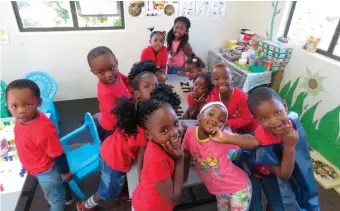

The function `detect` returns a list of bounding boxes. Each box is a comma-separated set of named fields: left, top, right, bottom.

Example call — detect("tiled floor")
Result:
left=25, top=75, right=340, bottom=210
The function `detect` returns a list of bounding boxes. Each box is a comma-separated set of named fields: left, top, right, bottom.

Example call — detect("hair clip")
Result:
left=192, top=58, right=197, bottom=62
left=148, top=27, right=154, bottom=32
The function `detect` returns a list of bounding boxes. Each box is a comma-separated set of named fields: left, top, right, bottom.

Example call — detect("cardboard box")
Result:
left=270, top=63, right=287, bottom=71
left=258, top=40, right=293, bottom=54
left=258, top=46, right=291, bottom=59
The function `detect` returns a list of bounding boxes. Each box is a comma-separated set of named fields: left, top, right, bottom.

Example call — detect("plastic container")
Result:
left=239, top=58, right=247, bottom=65
left=235, top=61, right=249, bottom=70
left=241, top=52, right=248, bottom=60
left=227, top=40, right=238, bottom=49
left=249, top=65, right=265, bottom=73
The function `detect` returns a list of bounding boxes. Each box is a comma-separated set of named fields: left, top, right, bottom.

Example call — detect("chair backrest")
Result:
left=60, top=112, right=101, bottom=153
left=0, top=80, right=7, bottom=105
left=24, top=71, right=58, bottom=99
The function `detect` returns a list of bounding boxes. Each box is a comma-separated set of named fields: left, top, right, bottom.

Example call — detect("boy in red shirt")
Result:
left=210, top=63, right=259, bottom=134
left=140, top=28, right=168, bottom=71
left=87, top=46, right=131, bottom=141
left=6, top=79, right=72, bottom=211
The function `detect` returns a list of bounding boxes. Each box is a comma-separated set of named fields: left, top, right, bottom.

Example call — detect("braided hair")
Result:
left=186, top=53, right=205, bottom=69
left=128, top=60, right=162, bottom=84
left=148, top=27, right=166, bottom=40
left=167, top=16, right=191, bottom=55
left=113, top=84, right=181, bottom=136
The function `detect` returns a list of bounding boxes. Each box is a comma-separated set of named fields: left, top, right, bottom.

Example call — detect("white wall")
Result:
left=0, top=2, right=243, bottom=101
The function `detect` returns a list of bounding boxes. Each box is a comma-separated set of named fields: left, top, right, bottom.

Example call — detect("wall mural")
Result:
left=266, top=1, right=281, bottom=40
left=279, top=67, right=340, bottom=168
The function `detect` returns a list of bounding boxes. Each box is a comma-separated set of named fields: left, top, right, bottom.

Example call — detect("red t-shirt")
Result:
left=100, top=127, right=148, bottom=172
left=119, top=72, right=132, bottom=93
left=210, top=88, right=259, bottom=133
left=97, top=75, right=131, bottom=130
left=132, top=141, right=175, bottom=211
left=187, top=91, right=212, bottom=105
left=140, top=46, right=168, bottom=71
left=14, top=112, right=64, bottom=175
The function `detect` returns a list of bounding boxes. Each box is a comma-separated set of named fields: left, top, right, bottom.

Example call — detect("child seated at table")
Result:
left=77, top=71, right=159, bottom=211
left=183, top=102, right=258, bottom=211
left=6, top=79, right=73, bottom=211
left=183, top=73, right=214, bottom=120
left=87, top=46, right=131, bottom=141
left=184, top=54, right=205, bottom=83
left=210, top=63, right=258, bottom=134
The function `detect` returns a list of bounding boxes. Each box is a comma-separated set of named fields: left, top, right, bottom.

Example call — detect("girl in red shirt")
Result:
left=77, top=71, right=159, bottom=211
left=115, top=84, right=184, bottom=211
left=210, top=63, right=259, bottom=134
left=183, top=73, right=214, bottom=120
left=140, top=27, right=168, bottom=71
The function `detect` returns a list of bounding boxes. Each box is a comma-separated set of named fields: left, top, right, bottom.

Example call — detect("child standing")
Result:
left=210, top=63, right=258, bottom=134
left=183, top=73, right=214, bottom=120
left=115, top=84, right=184, bottom=211
left=88, top=46, right=131, bottom=141
left=77, top=71, right=159, bottom=211
left=140, top=27, right=168, bottom=71
left=245, top=87, right=319, bottom=211
left=184, top=55, right=205, bottom=82
left=167, top=16, right=193, bottom=75
left=6, top=79, right=73, bottom=211
left=183, top=102, right=258, bottom=211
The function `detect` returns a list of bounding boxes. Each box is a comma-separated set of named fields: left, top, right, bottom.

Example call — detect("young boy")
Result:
left=87, top=46, right=131, bottom=141
left=245, top=87, right=319, bottom=211
left=6, top=79, right=73, bottom=211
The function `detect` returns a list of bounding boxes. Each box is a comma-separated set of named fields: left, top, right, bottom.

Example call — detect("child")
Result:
left=244, top=87, right=319, bottom=211
left=88, top=46, right=131, bottom=141
left=115, top=84, right=184, bottom=211
left=77, top=71, right=159, bottom=211
left=183, top=73, right=214, bottom=120
left=140, top=27, right=168, bottom=71
left=127, top=60, right=168, bottom=93
left=210, top=63, right=258, bottom=134
left=184, top=54, right=205, bottom=82
left=183, top=102, right=258, bottom=211
left=167, top=16, right=193, bottom=75
left=6, top=79, right=73, bottom=211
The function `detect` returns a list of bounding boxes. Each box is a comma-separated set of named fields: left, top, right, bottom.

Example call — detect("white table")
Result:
left=208, top=49, right=272, bottom=92
left=0, top=114, right=50, bottom=211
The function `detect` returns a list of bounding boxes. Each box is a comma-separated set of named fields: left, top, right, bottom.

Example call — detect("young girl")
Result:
left=76, top=71, right=159, bottom=211
left=210, top=63, right=259, bottom=134
left=140, top=27, right=168, bottom=71
left=184, top=54, right=205, bottom=82
left=183, top=102, right=258, bottom=211
left=183, top=73, right=214, bottom=120
left=167, top=16, right=193, bottom=75
left=115, top=84, right=184, bottom=211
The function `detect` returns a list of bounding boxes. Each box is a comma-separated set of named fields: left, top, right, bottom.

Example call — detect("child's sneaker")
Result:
left=76, top=201, right=95, bottom=211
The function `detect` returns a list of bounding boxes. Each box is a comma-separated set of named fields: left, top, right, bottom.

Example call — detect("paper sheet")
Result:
left=195, top=1, right=210, bottom=17
left=179, top=1, right=195, bottom=16
left=210, top=1, right=226, bottom=17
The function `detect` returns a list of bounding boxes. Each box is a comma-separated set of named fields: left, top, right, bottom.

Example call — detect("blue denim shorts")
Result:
left=97, top=157, right=126, bottom=200
left=35, top=166, right=65, bottom=211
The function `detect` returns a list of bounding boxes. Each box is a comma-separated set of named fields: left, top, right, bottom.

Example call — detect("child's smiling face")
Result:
left=198, top=104, right=227, bottom=137
left=254, top=99, right=289, bottom=136
left=211, top=67, right=232, bottom=94
left=173, top=21, right=187, bottom=39
left=6, top=88, right=41, bottom=124
left=90, top=54, right=120, bottom=85
left=191, top=77, right=207, bottom=100
left=150, top=32, right=165, bottom=52
left=145, top=103, right=183, bottom=150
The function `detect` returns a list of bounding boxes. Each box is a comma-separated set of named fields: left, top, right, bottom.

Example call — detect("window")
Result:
left=12, top=1, right=125, bottom=32
left=284, top=1, right=340, bottom=61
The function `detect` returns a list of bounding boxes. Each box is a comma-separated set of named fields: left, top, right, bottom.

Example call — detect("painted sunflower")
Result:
left=301, top=67, right=327, bottom=97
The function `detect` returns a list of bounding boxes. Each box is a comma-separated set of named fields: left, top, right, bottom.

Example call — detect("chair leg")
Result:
left=68, top=180, right=87, bottom=200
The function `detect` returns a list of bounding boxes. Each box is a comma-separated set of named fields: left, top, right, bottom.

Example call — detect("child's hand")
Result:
left=61, top=171, right=73, bottom=182
left=162, top=141, right=184, bottom=161
left=281, top=123, right=298, bottom=149
left=209, top=127, right=227, bottom=143
left=195, top=94, right=206, bottom=106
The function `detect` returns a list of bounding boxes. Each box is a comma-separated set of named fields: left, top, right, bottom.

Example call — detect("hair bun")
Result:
left=148, top=27, right=154, bottom=32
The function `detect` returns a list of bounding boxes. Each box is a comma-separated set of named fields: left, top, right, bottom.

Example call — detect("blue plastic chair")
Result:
left=1, top=80, right=12, bottom=118
left=60, top=112, right=101, bottom=200
left=24, top=71, right=60, bottom=133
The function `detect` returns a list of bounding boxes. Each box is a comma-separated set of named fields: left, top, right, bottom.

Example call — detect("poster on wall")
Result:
left=210, top=1, right=226, bottom=17
left=195, top=1, right=210, bottom=17
left=179, top=1, right=195, bottom=16
left=146, top=1, right=179, bottom=17
left=128, top=1, right=146, bottom=17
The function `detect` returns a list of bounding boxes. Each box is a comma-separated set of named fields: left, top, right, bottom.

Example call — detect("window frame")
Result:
left=284, top=1, right=340, bottom=61
left=12, top=1, right=125, bottom=32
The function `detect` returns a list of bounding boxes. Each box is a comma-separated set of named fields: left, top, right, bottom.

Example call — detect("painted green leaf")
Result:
left=285, top=78, right=301, bottom=109
left=275, top=8, right=281, bottom=15
left=300, top=102, right=320, bottom=147
left=271, top=1, right=275, bottom=7
left=266, top=30, right=270, bottom=39
left=279, top=80, right=291, bottom=99
left=317, top=106, right=340, bottom=143
left=290, top=92, right=307, bottom=115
